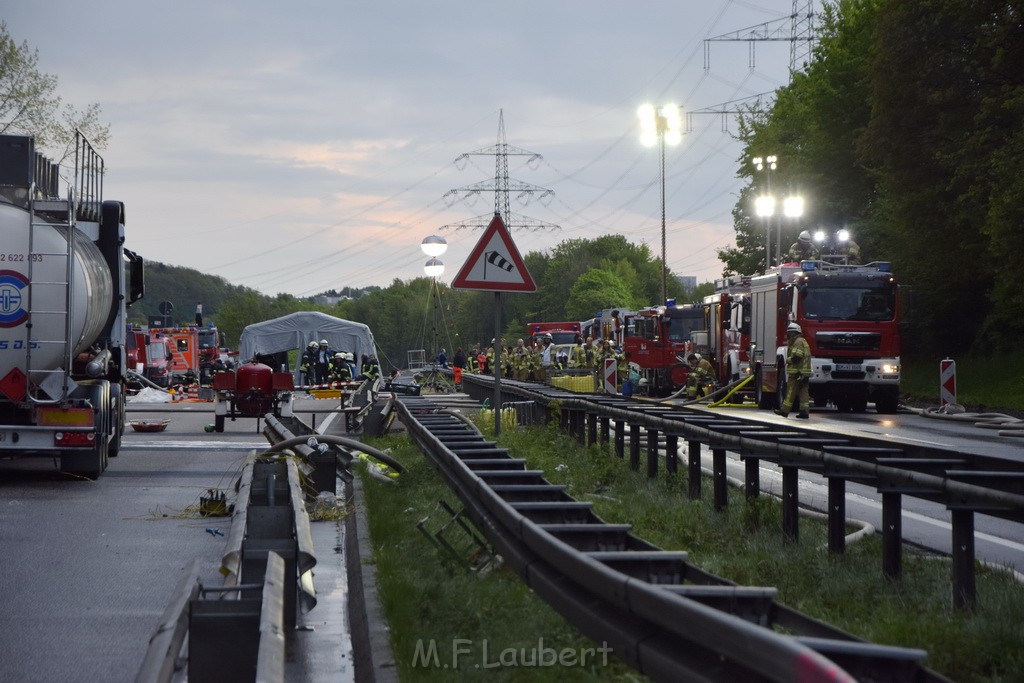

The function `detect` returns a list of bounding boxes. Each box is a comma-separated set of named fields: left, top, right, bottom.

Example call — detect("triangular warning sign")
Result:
left=451, top=214, right=537, bottom=292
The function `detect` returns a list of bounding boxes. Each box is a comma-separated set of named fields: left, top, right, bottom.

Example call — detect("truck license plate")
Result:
left=835, top=363, right=860, bottom=372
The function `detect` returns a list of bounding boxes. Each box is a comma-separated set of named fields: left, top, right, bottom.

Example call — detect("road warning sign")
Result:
left=940, top=358, right=956, bottom=406
left=451, top=213, right=537, bottom=292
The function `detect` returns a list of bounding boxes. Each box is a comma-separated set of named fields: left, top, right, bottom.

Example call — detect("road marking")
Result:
left=122, top=441, right=267, bottom=450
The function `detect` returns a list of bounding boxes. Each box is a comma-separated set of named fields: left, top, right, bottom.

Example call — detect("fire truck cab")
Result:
left=749, top=260, right=900, bottom=413
left=622, top=303, right=704, bottom=396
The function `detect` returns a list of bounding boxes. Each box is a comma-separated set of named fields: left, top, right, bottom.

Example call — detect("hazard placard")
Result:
left=451, top=213, right=537, bottom=292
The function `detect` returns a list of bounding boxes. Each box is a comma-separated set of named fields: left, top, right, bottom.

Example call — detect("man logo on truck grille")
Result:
left=0, top=270, right=29, bottom=328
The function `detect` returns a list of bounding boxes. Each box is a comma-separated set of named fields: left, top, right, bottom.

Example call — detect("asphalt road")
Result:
left=0, top=401, right=352, bottom=683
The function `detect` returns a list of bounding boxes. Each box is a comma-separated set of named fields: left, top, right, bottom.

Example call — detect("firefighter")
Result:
left=360, top=354, right=381, bottom=380
left=331, top=352, right=353, bottom=383
left=512, top=338, right=529, bottom=380
left=788, top=230, right=819, bottom=262
left=776, top=322, right=811, bottom=419
left=315, top=339, right=332, bottom=385
left=685, top=352, right=716, bottom=399
left=301, top=341, right=318, bottom=386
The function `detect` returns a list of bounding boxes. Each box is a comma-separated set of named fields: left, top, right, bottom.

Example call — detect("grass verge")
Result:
left=357, top=435, right=641, bottom=682
left=902, top=355, right=1024, bottom=413
left=360, top=417, right=1024, bottom=682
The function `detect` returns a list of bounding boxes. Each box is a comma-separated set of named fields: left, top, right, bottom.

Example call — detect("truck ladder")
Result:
left=24, top=183, right=76, bottom=405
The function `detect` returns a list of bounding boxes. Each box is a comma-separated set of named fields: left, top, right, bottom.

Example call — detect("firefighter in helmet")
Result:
left=685, top=352, right=716, bottom=399
left=776, top=322, right=811, bottom=419
left=788, top=230, right=819, bottom=262
left=301, top=341, right=318, bottom=386
left=331, top=352, right=353, bottom=383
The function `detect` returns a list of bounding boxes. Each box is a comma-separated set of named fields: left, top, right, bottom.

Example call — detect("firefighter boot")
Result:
left=796, top=410, right=809, bottom=419
left=774, top=409, right=789, bottom=418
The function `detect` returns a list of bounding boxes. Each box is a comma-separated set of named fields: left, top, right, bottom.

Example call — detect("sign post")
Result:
left=452, top=213, right=537, bottom=435
left=940, top=358, right=956, bottom=406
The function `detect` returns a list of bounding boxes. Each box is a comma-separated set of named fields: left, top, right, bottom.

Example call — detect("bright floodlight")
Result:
left=424, top=258, right=445, bottom=278
left=420, top=235, right=448, bottom=257
left=814, top=230, right=827, bottom=243
left=638, top=104, right=658, bottom=147
left=837, top=228, right=850, bottom=242
left=783, top=196, right=804, bottom=218
left=754, top=195, right=776, bottom=217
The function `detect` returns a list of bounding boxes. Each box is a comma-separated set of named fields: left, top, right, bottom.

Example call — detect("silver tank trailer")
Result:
left=0, top=201, right=113, bottom=385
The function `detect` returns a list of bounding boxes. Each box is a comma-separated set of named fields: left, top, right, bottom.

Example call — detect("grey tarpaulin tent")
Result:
left=237, top=311, right=376, bottom=383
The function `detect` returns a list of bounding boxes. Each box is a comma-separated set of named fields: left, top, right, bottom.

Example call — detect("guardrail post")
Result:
left=629, top=423, right=641, bottom=471
left=782, top=466, right=799, bottom=542
left=713, top=448, right=728, bottom=511
left=687, top=440, right=702, bottom=500
left=744, top=456, right=760, bottom=500
left=646, top=427, right=660, bottom=478
left=952, top=508, right=976, bottom=609
left=587, top=411, right=597, bottom=446
left=828, top=477, right=846, bottom=554
left=614, top=419, right=626, bottom=459
left=599, top=416, right=610, bottom=446
left=665, top=434, right=679, bottom=477
left=882, top=492, right=902, bottom=579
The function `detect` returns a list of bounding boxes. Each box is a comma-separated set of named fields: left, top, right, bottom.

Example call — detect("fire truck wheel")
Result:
left=874, top=390, right=899, bottom=414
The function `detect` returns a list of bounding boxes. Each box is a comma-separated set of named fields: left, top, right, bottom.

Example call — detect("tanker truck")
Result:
left=0, top=133, right=144, bottom=477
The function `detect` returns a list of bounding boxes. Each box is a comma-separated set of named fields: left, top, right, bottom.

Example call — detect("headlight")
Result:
left=881, top=364, right=900, bottom=374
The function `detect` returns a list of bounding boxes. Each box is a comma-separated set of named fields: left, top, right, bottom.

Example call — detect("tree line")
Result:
left=719, top=0, right=1023, bottom=354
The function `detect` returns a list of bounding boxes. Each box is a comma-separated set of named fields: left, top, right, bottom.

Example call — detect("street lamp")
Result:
left=752, top=155, right=777, bottom=271
left=421, top=235, right=448, bottom=258
left=422, top=236, right=448, bottom=364
left=639, top=103, right=682, bottom=304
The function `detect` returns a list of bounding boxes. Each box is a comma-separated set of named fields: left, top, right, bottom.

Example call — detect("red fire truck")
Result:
left=748, top=260, right=901, bottom=413
left=148, top=327, right=199, bottom=382
left=526, top=321, right=581, bottom=345
left=621, top=303, right=705, bottom=396
left=702, top=275, right=753, bottom=386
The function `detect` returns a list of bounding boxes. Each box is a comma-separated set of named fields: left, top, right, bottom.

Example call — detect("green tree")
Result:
left=564, top=269, right=638, bottom=321
left=0, top=22, right=109, bottom=157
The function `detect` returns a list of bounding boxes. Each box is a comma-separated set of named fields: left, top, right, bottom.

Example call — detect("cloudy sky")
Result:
left=5, top=1, right=797, bottom=298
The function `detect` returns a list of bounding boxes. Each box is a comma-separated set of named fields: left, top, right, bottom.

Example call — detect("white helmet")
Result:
left=798, top=230, right=811, bottom=243
left=319, top=339, right=329, bottom=346
left=308, top=341, right=318, bottom=349
left=787, top=322, right=802, bottom=334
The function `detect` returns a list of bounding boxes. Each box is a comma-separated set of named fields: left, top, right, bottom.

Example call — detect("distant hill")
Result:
left=128, top=261, right=253, bottom=326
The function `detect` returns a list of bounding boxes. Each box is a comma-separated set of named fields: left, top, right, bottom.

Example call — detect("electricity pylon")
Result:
left=441, top=109, right=560, bottom=233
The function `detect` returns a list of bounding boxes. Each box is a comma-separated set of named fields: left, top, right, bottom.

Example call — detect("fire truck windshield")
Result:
left=665, top=309, right=705, bottom=343
left=800, top=283, right=895, bottom=322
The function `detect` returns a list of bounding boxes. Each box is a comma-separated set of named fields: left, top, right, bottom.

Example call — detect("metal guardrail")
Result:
left=138, top=442, right=318, bottom=683
left=463, top=373, right=1024, bottom=609
left=135, top=552, right=287, bottom=683
left=396, top=397, right=946, bottom=683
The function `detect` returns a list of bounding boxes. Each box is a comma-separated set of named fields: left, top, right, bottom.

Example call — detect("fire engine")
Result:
left=748, top=260, right=901, bottom=413
left=703, top=276, right=753, bottom=386
left=0, top=133, right=144, bottom=477
left=149, top=327, right=199, bottom=382
left=526, top=321, right=581, bottom=345
left=581, top=308, right=636, bottom=346
left=621, top=303, right=705, bottom=396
